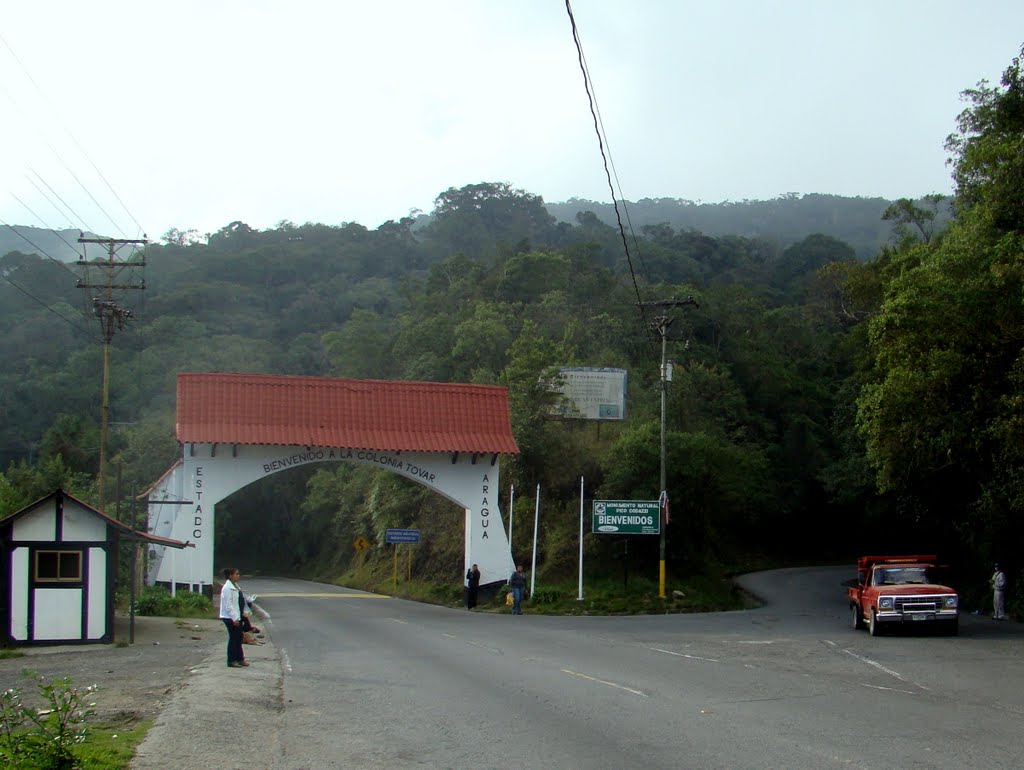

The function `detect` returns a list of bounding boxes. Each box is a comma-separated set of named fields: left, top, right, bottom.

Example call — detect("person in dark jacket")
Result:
left=509, top=564, right=527, bottom=615
left=466, top=563, right=481, bottom=609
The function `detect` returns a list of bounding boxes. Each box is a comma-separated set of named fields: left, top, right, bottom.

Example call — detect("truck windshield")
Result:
left=875, top=567, right=930, bottom=585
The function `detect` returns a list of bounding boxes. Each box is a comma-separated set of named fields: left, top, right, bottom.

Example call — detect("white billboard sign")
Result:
left=550, top=367, right=627, bottom=421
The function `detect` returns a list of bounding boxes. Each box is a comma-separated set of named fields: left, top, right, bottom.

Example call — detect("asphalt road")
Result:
left=236, top=567, right=1024, bottom=769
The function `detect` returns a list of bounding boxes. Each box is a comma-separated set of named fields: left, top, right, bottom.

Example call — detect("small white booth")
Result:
left=0, top=489, right=191, bottom=646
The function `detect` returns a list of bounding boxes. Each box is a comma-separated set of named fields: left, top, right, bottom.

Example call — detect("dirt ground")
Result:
left=0, top=615, right=224, bottom=725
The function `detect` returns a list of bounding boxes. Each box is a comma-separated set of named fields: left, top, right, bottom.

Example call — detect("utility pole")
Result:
left=637, top=296, right=698, bottom=598
left=77, top=236, right=147, bottom=513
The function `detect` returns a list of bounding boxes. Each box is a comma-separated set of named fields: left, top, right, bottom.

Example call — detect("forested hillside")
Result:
left=545, top=193, right=950, bottom=259
left=2, top=48, right=1022, bottom=606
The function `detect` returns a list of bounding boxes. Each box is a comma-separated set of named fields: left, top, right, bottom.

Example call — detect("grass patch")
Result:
left=350, top=568, right=756, bottom=616
left=0, top=649, right=24, bottom=659
left=497, top=573, right=754, bottom=615
left=1, top=671, right=154, bottom=770
left=74, top=717, right=153, bottom=769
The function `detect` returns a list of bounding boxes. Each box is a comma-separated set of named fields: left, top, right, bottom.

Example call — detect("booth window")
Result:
left=35, top=550, right=83, bottom=582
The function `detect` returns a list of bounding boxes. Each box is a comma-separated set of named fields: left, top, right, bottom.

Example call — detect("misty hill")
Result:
left=0, top=227, right=101, bottom=262
left=545, top=193, right=936, bottom=259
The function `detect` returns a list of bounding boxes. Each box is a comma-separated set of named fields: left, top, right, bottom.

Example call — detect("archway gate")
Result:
left=143, top=373, right=520, bottom=593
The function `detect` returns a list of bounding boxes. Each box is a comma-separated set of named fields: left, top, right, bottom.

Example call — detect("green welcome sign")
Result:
left=592, top=500, right=660, bottom=535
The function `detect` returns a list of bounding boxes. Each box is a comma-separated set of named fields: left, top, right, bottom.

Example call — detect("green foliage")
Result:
left=0, top=456, right=92, bottom=519
left=851, top=46, right=1024, bottom=574
left=132, top=585, right=212, bottom=618
left=881, top=195, right=949, bottom=245
left=946, top=46, right=1024, bottom=232
left=11, top=51, right=1024, bottom=591
left=322, top=308, right=394, bottom=379
left=0, top=670, right=97, bottom=769
left=70, top=718, right=152, bottom=769
left=549, top=193, right=897, bottom=259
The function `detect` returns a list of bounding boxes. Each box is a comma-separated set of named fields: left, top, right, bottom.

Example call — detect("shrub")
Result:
left=133, top=585, right=212, bottom=617
left=530, top=588, right=562, bottom=604
left=0, top=670, right=97, bottom=769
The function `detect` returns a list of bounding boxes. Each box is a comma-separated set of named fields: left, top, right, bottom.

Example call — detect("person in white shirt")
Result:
left=218, top=568, right=249, bottom=667
left=991, top=564, right=1008, bottom=621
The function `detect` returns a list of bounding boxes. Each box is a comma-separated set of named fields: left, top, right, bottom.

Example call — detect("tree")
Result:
left=881, top=195, right=949, bottom=244
left=423, top=182, right=558, bottom=261
left=38, top=415, right=98, bottom=475
left=945, top=46, right=1024, bottom=232
left=855, top=47, right=1024, bottom=563
left=322, top=309, right=394, bottom=379
left=772, top=233, right=857, bottom=299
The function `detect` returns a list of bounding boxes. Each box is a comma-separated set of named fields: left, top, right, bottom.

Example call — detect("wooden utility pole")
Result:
left=77, top=236, right=146, bottom=513
left=637, top=296, right=698, bottom=599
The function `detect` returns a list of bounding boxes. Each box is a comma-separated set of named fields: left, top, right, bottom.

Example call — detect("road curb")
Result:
left=130, top=625, right=284, bottom=770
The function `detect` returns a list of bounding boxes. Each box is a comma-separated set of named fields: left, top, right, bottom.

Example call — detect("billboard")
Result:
left=550, top=367, right=627, bottom=421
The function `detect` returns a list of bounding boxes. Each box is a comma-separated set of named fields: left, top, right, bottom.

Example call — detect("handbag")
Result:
left=505, top=592, right=514, bottom=607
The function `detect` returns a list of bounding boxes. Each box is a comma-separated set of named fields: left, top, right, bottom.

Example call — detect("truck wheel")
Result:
left=868, top=609, right=881, bottom=636
left=852, top=603, right=865, bottom=630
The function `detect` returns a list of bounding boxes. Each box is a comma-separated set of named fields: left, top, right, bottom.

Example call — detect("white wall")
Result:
left=12, top=506, right=55, bottom=542
left=87, top=547, right=107, bottom=639
left=9, top=548, right=29, bottom=641
left=63, top=502, right=107, bottom=541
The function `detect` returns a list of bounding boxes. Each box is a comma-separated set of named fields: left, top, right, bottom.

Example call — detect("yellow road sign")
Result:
left=353, top=536, right=370, bottom=552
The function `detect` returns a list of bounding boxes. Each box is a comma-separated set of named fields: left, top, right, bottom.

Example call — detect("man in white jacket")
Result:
left=991, top=564, right=1008, bottom=621
left=219, top=568, right=250, bottom=667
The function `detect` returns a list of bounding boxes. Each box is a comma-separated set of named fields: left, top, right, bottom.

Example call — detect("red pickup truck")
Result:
left=848, top=555, right=959, bottom=636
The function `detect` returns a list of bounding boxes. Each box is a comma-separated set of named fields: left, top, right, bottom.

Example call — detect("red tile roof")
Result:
left=176, top=373, right=520, bottom=454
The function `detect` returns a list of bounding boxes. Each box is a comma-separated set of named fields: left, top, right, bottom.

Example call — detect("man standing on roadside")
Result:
left=466, top=563, right=481, bottom=609
left=219, top=568, right=250, bottom=667
left=991, top=563, right=1008, bottom=620
left=509, top=564, right=527, bottom=615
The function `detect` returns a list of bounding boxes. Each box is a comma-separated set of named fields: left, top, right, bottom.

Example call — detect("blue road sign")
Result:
left=385, top=528, right=421, bottom=544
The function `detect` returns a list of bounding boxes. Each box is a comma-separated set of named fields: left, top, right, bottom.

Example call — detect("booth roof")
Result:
left=2, top=489, right=194, bottom=550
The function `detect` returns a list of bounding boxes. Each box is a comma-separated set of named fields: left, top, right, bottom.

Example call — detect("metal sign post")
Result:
left=384, top=530, right=420, bottom=589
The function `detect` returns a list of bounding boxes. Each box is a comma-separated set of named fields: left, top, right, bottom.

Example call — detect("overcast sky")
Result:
left=1, top=2, right=1022, bottom=242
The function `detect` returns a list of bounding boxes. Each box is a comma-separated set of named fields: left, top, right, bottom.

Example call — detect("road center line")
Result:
left=252, top=593, right=391, bottom=599
left=861, top=683, right=917, bottom=695
left=560, top=668, right=647, bottom=697
left=824, top=640, right=908, bottom=682
left=649, top=647, right=720, bottom=663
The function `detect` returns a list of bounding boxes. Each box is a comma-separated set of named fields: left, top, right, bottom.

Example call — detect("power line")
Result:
left=0, top=272, right=96, bottom=339
left=10, top=192, right=86, bottom=266
left=0, top=29, right=144, bottom=240
left=28, top=168, right=94, bottom=235
left=564, top=0, right=655, bottom=350
left=0, top=246, right=98, bottom=341
left=568, top=15, right=650, bottom=284
left=1, top=212, right=82, bottom=279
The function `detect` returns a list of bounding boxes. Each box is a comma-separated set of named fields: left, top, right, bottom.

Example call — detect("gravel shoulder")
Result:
left=0, top=613, right=284, bottom=769
left=0, top=615, right=225, bottom=723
